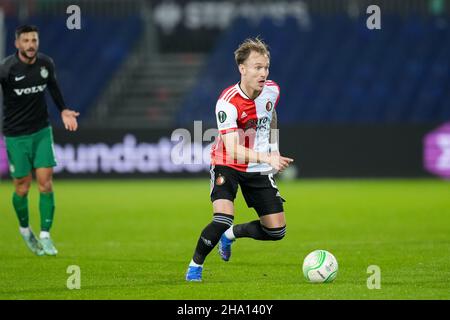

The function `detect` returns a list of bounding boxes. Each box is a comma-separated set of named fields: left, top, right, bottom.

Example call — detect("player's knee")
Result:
left=15, top=186, right=29, bottom=197
left=38, top=180, right=53, bottom=193
left=15, top=180, right=31, bottom=196
left=262, top=225, right=286, bottom=241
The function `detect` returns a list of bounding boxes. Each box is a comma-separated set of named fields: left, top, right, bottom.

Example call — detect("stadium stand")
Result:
left=178, top=14, right=450, bottom=125
left=2, top=15, right=143, bottom=123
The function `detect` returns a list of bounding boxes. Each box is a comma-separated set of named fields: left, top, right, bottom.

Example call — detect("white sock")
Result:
left=40, top=231, right=50, bottom=239
left=189, top=260, right=203, bottom=268
left=224, top=226, right=236, bottom=240
left=19, top=227, right=30, bottom=237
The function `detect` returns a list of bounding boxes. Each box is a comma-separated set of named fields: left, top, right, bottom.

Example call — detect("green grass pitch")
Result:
left=0, top=178, right=449, bottom=299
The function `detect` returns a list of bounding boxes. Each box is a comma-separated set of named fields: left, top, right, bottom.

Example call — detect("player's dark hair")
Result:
left=15, top=25, right=39, bottom=39
left=234, top=36, right=270, bottom=66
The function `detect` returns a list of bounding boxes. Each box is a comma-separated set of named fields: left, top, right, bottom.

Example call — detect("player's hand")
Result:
left=61, top=109, right=80, bottom=131
left=268, top=153, right=294, bottom=172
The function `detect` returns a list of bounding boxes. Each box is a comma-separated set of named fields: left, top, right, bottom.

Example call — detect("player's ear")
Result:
left=14, top=38, right=19, bottom=49
left=239, top=63, right=245, bottom=76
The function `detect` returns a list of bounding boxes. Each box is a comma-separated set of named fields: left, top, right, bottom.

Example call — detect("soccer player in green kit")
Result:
left=0, top=25, right=79, bottom=256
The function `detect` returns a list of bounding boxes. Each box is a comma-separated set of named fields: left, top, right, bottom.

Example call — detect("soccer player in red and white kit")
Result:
left=186, top=38, right=294, bottom=281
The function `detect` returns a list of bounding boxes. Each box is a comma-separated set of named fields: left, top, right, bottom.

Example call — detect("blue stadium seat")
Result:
left=3, top=15, right=143, bottom=124
left=178, top=14, right=450, bottom=124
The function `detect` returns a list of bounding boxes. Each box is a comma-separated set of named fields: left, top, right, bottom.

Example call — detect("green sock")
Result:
left=40, top=192, right=55, bottom=232
left=12, top=192, right=29, bottom=228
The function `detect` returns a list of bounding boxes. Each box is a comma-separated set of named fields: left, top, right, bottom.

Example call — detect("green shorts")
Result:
left=4, top=126, right=57, bottom=179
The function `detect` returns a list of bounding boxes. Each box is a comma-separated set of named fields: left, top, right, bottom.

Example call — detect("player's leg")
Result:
left=36, top=167, right=55, bottom=234
left=232, top=211, right=286, bottom=240
left=216, top=200, right=237, bottom=262
left=186, top=200, right=234, bottom=281
left=12, top=174, right=32, bottom=229
left=6, top=135, right=33, bottom=228
left=192, top=200, right=235, bottom=265
left=224, top=173, right=287, bottom=242
left=35, top=167, right=57, bottom=255
left=33, top=127, right=58, bottom=255
left=13, top=174, right=45, bottom=255
left=5, top=135, right=44, bottom=255
left=186, top=166, right=238, bottom=281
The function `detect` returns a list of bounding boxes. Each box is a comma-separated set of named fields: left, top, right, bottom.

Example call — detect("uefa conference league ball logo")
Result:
left=423, top=122, right=450, bottom=179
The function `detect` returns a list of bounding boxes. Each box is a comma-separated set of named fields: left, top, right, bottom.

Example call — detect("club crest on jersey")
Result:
left=266, top=101, right=273, bottom=112
left=215, top=175, right=226, bottom=186
left=40, top=67, right=49, bottom=79
left=218, top=111, right=227, bottom=123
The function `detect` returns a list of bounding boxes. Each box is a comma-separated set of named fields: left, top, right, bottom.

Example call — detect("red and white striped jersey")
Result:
left=211, top=80, right=280, bottom=172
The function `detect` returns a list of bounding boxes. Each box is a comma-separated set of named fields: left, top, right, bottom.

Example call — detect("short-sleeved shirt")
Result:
left=211, top=80, right=280, bottom=172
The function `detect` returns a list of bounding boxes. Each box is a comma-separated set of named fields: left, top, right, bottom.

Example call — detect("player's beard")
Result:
left=20, top=49, right=37, bottom=60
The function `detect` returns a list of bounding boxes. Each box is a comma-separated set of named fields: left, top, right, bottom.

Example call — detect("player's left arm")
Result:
left=47, top=58, right=79, bottom=131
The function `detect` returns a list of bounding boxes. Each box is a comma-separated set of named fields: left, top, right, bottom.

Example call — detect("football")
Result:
left=302, top=250, right=338, bottom=283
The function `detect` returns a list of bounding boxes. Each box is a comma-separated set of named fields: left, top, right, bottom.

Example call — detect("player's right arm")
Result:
left=216, top=99, right=293, bottom=171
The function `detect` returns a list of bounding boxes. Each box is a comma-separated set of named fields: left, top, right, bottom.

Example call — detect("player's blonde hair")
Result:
left=234, top=37, right=270, bottom=66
